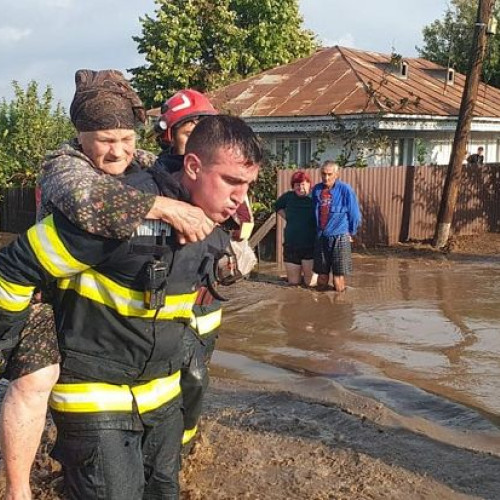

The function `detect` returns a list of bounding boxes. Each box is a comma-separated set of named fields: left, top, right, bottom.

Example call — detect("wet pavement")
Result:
left=211, top=254, right=500, bottom=435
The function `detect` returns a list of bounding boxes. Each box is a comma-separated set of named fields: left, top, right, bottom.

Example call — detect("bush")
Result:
left=0, top=81, right=74, bottom=188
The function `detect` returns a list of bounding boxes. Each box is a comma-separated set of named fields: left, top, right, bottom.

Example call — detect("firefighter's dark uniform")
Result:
left=153, top=154, right=223, bottom=449
left=0, top=164, right=229, bottom=500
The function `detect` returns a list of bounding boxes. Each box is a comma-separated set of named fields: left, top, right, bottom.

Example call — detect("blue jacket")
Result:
left=312, top=180, right=361, bottom=237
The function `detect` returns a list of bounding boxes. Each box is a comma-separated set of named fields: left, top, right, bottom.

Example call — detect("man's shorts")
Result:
left=1, top=304, right=60, bottom=381
left=313, top=234, right=352, bottom=276
left=283, top=245, right=314, bottom=265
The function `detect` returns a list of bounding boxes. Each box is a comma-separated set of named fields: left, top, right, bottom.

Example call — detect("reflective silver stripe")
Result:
left=50, top=385, right=134, bottom=412
left=27, top=215, right=88, bottom=277
left=131, top=371, right=181, bottom=413
left=0, top=276, right=34, bottom=312
left=193, top=309, right=222, bottom=336
left=50, top=372, right=181, bottom=414
left=132, top=220, right=172, bottom=237
left=58, top=270, right=197, bottom=319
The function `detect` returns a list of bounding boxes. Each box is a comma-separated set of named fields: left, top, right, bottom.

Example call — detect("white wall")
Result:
left=261, top=131, right=500, bottom=167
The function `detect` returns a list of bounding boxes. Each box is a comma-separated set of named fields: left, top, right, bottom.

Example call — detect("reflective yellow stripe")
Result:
left=49, top=382, right=133, bottom=412
left=27, top=215, right=88, bottom=277
left=58, top=270, right=197, bottom=319
left=131, top=371, right=181, bottom=413
left=0, top=275, right=34, bottom=312
left=192, top=309, right=222, bottom=336
left=182, top=425, right=198, bottom=445
left=49, top=371, right=181, bottom=414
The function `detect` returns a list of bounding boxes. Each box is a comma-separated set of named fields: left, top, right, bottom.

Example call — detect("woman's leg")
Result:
left=284, top=262, right=301, bottom=285
left=0, top=304, right=60, bottom=500
left=1, top=364, right=60, bottom=500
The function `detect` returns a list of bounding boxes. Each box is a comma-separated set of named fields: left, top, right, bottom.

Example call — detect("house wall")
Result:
left=261, top=130, right=500, bottom=168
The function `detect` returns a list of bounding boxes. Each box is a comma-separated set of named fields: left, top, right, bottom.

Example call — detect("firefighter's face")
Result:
left=185, top=146, right=259, bottom=224
left=172, top=120, right=198, bottom=155
left=78, top=129, right=136, bottom=175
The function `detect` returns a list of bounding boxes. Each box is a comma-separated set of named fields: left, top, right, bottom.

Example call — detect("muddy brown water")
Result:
left=211, top=254, right=500, bottom=442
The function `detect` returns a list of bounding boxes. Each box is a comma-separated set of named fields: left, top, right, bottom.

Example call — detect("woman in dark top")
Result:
left=275, top=171, right=317, bottom=286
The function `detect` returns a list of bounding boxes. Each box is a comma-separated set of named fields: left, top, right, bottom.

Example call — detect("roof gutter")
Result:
left=242, top=113, right=500, bottom=133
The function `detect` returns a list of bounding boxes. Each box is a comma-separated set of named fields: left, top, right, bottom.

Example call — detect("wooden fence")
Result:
left=0, top=188, right=37, bottom=233
left=276, top=164, right=500, bottom=262
left=2, top=164, right=500, bottom=257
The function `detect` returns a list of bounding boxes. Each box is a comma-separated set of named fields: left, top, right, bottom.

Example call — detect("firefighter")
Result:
left=0, top=70, right=262, bottom=499
left=153, top=90, right=256, bottom=452
left=0, top=74, right=214, bottom=500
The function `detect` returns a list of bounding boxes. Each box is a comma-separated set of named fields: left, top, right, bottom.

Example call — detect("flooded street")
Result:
left=212, top=254, right=500, bottom=436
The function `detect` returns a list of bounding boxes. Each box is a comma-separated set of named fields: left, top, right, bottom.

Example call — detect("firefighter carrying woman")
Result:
left=0, top=69, right=260, bottom=499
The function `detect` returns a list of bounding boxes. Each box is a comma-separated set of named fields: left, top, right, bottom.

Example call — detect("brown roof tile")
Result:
left=209, top=46, right=500, bottom=119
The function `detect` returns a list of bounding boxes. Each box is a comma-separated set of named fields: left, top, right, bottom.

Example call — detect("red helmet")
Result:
left=156, top=89, right=217, bottom=144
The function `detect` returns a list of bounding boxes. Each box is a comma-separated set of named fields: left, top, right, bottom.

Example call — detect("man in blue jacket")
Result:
left=312, top=161, right=361, bottom=292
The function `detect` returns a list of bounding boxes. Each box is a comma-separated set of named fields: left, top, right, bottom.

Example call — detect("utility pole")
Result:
left=433, top=0, right=496, bottom=248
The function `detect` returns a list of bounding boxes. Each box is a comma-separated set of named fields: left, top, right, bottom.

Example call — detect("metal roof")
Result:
left=207, top=46, right=500, bottom=119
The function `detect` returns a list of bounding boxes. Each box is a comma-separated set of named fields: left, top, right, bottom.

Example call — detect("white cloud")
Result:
left=0, top=26, right=31, bottom=44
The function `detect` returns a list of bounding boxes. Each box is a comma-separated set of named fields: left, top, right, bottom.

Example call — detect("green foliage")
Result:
left=0, top=81, right=74, bottom=188
left=136, top=124, right=161, bottom=155
left=320, top=117, right=391, bottom=168
left=130, top=0, right=317, bottom=107
left=418, top=0, right=500, bottom=88
left=415, top=138, right=428, bottom=166
left=251, top=149, right=280, bottom=221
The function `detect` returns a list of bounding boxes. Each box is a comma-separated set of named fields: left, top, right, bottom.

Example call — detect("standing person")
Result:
left=0, top=70, right=262, bottom=499
left=467, top=146, right=485, bottom=166
left=275, top=171, right=316, bottom=286
left=312, top=161, right=361, bottom=292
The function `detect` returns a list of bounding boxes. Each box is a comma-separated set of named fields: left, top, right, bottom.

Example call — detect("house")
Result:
left=205, top=46, right=500, bottom=167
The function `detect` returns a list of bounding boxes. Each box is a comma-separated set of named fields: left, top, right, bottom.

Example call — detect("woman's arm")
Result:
left=40, top=147, right=213, bottom=242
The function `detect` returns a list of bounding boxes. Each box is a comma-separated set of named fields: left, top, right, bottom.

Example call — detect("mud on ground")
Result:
left=0, top=377, right=499, bottom=499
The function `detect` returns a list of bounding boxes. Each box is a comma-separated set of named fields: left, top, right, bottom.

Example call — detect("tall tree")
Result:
left=0, top=81, right=73, bottom=188
left=418, top=0, right=500, bottom=88
left=130, top=0, right=317, bottom=107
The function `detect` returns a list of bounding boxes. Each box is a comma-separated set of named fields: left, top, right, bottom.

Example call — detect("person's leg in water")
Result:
left=331, top=235, right=352, bottom=293
left=301, top=259, right=316, bottom=287
left=1, top=363, right=60, bottom=500
left=332, top=274, right=346, bottom=292
left=316, top=273, right=330, bottom=291
left=284, top=262, right=301, bottom=285
left=284, top=246, right=302, bottom=285
left=313, top=236, right=333, bottom=291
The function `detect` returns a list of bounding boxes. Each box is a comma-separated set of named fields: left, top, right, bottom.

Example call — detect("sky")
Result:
left=0, top=0, right=450, bottom=109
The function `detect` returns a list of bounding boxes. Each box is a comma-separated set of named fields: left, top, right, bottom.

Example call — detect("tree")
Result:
left=434, top=0, right=496, bottom=248
left=0, top=81, right=74, bottom=188
left=418, top=0, right=500, bottom=88
left=130, top=0, right=317, bottom=107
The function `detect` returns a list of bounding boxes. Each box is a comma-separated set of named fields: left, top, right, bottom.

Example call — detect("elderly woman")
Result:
left=275, top=171, right=317, bottom=286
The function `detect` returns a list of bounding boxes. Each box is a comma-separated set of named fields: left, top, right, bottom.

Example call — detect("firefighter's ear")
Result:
left=184, top=153, right=202, bottom=180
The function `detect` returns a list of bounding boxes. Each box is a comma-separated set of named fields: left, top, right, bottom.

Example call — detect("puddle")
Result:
left=213, top=255, right=500, bottom=434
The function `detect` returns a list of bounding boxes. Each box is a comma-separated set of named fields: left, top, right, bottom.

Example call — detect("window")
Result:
left=274, top=138, right=312, bottom=167
left=401, top=61, right=409, bottom=79
left=397, top=138, right=415, bottom=166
